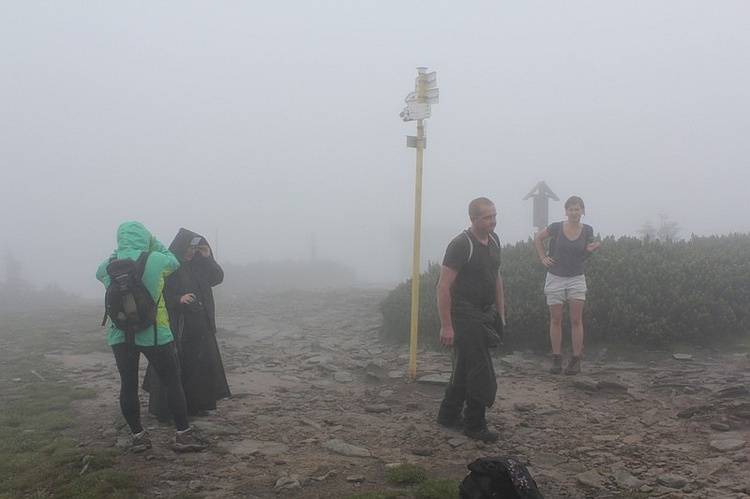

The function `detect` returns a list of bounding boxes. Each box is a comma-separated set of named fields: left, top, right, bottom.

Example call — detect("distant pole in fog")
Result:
left=401, top=67, right=439, bottom=382
left=523, top=181, right=559, bottom=233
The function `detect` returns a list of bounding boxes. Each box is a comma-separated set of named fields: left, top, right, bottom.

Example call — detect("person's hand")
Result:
left=439, top=326, right=455, bottom=347
left=180, top=293, right=197, bottom=305
left=587, top=241, right=601, bottom=253
left=196, top=245, right=211, bottom=258
left=541, top=256, right=554, bottom=267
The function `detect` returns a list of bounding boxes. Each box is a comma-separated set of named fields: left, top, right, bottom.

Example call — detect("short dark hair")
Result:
left=565, top=196, right=585, bottom=214
left=468, top=197, right=494, bottom=220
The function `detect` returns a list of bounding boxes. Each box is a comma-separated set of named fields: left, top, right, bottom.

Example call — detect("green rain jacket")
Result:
left=96, top=221, right=180, bottom=347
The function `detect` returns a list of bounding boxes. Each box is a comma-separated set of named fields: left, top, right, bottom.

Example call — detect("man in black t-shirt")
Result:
left=436, top=197, right=505, bottom=443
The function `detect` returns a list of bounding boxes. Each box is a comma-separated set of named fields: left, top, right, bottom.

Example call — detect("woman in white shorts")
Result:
left=534, top=196, right=600, bottom=375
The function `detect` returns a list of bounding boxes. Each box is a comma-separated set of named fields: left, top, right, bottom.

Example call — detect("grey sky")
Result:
left=2, top=1, right=749, bottom=298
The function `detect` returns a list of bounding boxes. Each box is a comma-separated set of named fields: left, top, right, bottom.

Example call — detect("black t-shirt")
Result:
left=442, top=230, right=501, bottom=309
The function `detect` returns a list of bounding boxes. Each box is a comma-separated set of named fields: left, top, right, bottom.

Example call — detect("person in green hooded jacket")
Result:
left=96, top=221, right=208, bottom=453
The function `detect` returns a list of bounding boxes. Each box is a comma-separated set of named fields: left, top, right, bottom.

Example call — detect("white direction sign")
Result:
left=400, top=102, right=431, bottom=121
left=404, top=88, right=439, bottom=105
left=400, top=70, right=438, bottom=121
left=415, top=71, right=437, bottom=89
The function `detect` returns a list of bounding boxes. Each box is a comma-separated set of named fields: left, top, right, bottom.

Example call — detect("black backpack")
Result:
left=459, top=456, right=545, bottom=499
left=102, top=252, right=159, bottom=345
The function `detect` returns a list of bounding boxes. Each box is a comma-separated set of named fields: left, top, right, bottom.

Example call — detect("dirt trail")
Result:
left=55, top=288, right=750, bottom=498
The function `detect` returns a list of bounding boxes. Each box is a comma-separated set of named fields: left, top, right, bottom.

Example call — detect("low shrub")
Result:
left=379, top=233, right=750, bottom=350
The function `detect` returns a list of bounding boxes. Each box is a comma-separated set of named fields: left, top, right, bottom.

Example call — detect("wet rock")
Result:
left=658, top=472, right=689, bottom=488
left=712, top=385, right=749, bottom=399
left=334, top=371, right=353, bottom=383
left=709, top=439, right=746, bottom=452
left=364, top=404, right=390, bottom=413
left=613, top=470, right=644, bottom=490
left=513, top=402, right=536, bottom=412
left=596, top=380, right=629, bottom=393
left=572, top=378, right=598, bottom=391
left=673, top=353, right=693, bottom=361
left=576, top=469, right=605, bottom=489
left=448, top=436, right=469, bottom=448
left=416, top=373, right=449, bottom=385
left=229, top=439, right=290, bottom=456
left=697, top=456, right=732, bottom=478
left=677, top=404, right=714, bottom=418
left=274, top=475, right=301, bottom=490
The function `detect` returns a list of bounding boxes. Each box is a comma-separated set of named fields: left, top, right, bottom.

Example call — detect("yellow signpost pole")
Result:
left=408, top=69, right=427, bottom=382
left=400, top=67, right=437, bottom=383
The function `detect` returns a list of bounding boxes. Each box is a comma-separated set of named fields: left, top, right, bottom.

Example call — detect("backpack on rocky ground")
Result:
left=459, top=456, right=545, bottom=499
left=102, top=252, right=158, bottom=345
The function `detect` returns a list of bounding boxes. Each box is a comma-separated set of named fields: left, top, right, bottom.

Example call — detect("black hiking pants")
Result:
left=112, top=341, right=189, bottom=433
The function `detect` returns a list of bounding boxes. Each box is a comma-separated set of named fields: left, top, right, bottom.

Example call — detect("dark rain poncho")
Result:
left=143, top=228, right=230, bottom=416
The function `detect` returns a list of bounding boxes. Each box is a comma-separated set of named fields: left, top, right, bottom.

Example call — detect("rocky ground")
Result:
left=52, top=288, right=750, bottom=498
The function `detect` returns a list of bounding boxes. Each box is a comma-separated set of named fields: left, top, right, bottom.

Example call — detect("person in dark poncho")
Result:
left=143, top=228, right=230, bottom=419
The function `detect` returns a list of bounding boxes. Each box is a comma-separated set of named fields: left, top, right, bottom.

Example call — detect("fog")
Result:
left=2, top=1, right=749, bottom=299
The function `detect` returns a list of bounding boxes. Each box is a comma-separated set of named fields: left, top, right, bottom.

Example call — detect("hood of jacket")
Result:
left=169, top=227, right=210, bottom=261
left=115, top=221, right=153, bottom=259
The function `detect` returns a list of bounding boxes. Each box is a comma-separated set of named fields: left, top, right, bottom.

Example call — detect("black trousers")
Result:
left=438, top=342, right=488, bottom=430
left=111, top=341, right=189, bottom=433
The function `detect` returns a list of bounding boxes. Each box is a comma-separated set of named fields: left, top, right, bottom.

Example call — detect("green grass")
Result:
left=415, top=479, right=459, bottom=499
left=0, top=305, right=142, bottom=498
left=386, top=463, right=428, bottom=486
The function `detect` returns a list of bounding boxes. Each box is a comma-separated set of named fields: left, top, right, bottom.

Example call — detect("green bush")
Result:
left=379, top=262, right=441, bottom=348
left=379, top=233, right=750, bottom=350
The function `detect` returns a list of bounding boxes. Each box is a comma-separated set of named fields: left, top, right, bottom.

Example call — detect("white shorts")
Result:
left=544, top=273, right=587, bottom=305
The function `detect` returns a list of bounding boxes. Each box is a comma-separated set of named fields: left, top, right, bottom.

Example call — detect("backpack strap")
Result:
left=464, top=231, right=500, bottom=263
left=135, top=251, right=150, bottom=278
left=101, top=255, right=118, bottom=327
left=489, top=232, right=500, bottom=249
left=463, top=230, right=474, bottom=263
left=137, top=252, right=161, bottom=346
left=135, top=252, right=161, bottom=346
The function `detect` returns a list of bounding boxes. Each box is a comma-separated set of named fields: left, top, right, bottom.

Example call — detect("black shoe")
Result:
left=464, top=426, right=498, bottom=443
left=437, top=415, right=464, bottom=430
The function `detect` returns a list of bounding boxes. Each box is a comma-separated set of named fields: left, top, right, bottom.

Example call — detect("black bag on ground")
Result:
left=459, top=455, right=545, bottom=499
left=102, top=252, right=158, bottom=345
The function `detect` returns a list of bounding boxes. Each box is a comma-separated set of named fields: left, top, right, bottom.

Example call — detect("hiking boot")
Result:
left=564, top=356, right=581, bottom=375
left=437, top=415, right=464, bottom=430
left=132, top=430, right=152, bottom=453
left=464, top=425, right=499, bottom=443
left=549, top=354, right=563, bottom=374
left=172, top=426, right=209, bottom=452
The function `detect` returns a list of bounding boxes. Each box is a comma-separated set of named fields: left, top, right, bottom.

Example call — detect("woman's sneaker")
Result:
left=549, top=354, right=563, bottom=374
left=132, top=430, right=152, bottom=453
left=564, top=356, right=581, bottom=375
left=172, top=426, right=209, bottom=452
